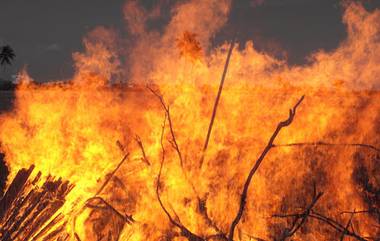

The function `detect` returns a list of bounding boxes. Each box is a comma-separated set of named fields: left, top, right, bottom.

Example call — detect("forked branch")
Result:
left=147, top=86, right=184, bottom=168
left=273, top=190, right=370, bottom=241
left=155, top=114, right=205, bottom=241
left=272, top=186, right=323, bottom=241
left=308, top=211, right=369, bottom=241
left=135, top=135, right=151, bottom=166
left=227, top=95, right=305, bottom=241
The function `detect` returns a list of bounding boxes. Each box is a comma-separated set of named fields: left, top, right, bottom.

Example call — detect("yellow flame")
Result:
left=0, top=1, right=380, bottom=240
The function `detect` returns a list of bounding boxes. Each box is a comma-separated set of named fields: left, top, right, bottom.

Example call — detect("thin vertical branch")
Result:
left=155, top=114, right=204, bottom=241
left=147, top=86, right=184, bottom=168
left=200, top=36, right=236, bottom=169
left=340, top=211, right=355, bottom=241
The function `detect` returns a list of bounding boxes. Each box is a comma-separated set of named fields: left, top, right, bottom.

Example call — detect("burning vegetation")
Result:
left=1, top=0, right=380, bottom=240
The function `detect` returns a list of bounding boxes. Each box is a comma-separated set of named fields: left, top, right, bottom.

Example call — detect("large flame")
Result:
left=1, top=1, right=380, bottom=240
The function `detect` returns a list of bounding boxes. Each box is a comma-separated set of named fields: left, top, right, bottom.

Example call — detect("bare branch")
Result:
left=237, top=229, right=266, bottom=241
left=85, top=196, right=134, bottom=224
left=272, top=191, right=323, bottom=240
left=227, top=95, right=305, bottom=241
left=309, top=211, right=368, bottom=241
left=94, top=152, right=130, bottom=197
left=74, top=233, right=82, bottom=241
left=340, top=211, right=354, bottom=241
left=340, top=210, right=375, bottom=215
left=273, top=142, right=380, bottom=153
left=147, top=86, right=184, bottom=168
left=147, top=85, right=201, bottom=201
left=273, top=190, right=370, bottom=241
left=155, top=114, right=205, bottom=241
left=72, top=146, right=130, bottom=239
left=156, top=113, right=174, bottom=224
left=134, top=135, right=151, bottom=166
left=200, top=36, right=236, bottom=169
left=197, top=196, right=227, bottom=239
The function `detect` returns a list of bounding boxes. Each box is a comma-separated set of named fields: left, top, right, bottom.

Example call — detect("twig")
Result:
left=227, top=95, right=305, bottom=241
left=238, top=229, right=266, bottom=241
left=85, top=196, right=134, bottom=224
left=200, top=36, right=236, bottom=169
left=155, top=114, right=203, bottom=241
left=309, top=211, right=368, bottom=241
left=197, top=196, right=227, bottom=239
left=155, top=113, right=178, bottom=229
left=135, top=135, right=151, bottom=166
left=340, top=210, right=375, bottom=215
left=147, top=85, right=201, bottom=198
left=156, top=114, right=224, bottom=241
left=272, top=187, right=370, bottom=241
left=148, top=86, right=226, bottom=240
left=340, top=211, right=354, bottom=241
left=72, top=148, right=130, bottom=239
left=94, top=152, right=129, bottom=197
left=272, top=190, right=323, bottom=240
left=74, top=233, right=81, bottom=241
left=273, top=142, right=380, bottom=153
left=147, top=86, right=184, bottom=168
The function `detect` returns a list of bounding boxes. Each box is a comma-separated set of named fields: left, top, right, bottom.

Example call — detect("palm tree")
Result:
left=0, top=45, right=16, bottom=69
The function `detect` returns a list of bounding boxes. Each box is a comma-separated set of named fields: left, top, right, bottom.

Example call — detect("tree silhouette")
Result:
left=0, top=45, right=16, bottom=69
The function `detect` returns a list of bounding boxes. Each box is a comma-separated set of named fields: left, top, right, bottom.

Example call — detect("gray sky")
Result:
left=0, top=0, right=379, bottom=82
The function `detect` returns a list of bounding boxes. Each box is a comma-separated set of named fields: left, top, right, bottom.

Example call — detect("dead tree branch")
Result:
left=200, top=36, right=236, bottom=169
left=94, top=152, right=130, bottom=197
left=237, top=228, right=266, bottom=241
left=273, top=142, right=380, bottom=153
left=272, top=190, right=370, bottom=241
left=197, top=196, right=227, bottom=239
left=135, top=135, right=151, bottom=166
left=147, top=86, right=184, bottom=168
left=340, top=210, right=375, bottom=215
left=72, top=147, right=130, bottom=239
left=309, top=211, right=369, bottom=241
left=227, top=95, right=305, bottom=241
left=147, top=85, right=201, bottom=202
left=340, top=211, right=354, bottom=241
left=272, top=189, right=323, bottom=241
left=155, top=114, right=204, bottom=241
left=156, top=113, right=228, bottom=241
left=85, top=196, right=134, bottom=224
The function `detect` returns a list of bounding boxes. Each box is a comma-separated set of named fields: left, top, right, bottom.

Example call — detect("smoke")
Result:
left=123, top=0, right=231, bottom=84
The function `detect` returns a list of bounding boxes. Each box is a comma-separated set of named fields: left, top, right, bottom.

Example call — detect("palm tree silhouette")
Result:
left=0, top=45, right=16, bottom=70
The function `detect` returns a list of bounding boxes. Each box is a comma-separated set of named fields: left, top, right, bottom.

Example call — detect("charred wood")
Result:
left=0, top=166, right=73, bottom=241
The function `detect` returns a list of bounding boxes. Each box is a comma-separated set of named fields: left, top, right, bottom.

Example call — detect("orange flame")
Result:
left=1, top=1, right=380, bottom=240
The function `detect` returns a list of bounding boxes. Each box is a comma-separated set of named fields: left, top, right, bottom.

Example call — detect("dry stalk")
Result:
left=200, top=36, right=236, bottom=169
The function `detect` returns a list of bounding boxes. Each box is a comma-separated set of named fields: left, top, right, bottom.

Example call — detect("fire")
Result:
left=1, top=1, right=380, bottom=240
